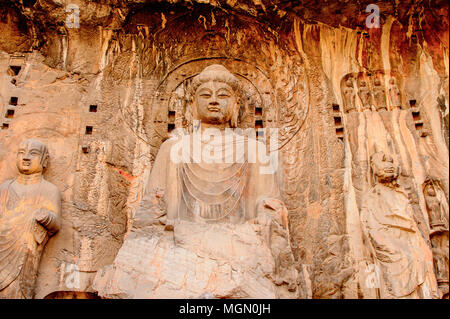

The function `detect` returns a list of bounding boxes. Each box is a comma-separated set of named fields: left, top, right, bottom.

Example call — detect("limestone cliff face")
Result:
left=0, top=0, right=448, bottom=299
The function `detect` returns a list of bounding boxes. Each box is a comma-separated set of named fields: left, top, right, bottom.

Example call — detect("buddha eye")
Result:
left=199, top=91, right=212, bottom=98
left=218, top=94, right=230, bottom=98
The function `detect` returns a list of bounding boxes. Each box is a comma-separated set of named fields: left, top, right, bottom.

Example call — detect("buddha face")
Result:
left=16, top=140, right=47, bottom=175
left=371, top=152, right=398, bottom=182
left=193, top=80, right=237, bottom=125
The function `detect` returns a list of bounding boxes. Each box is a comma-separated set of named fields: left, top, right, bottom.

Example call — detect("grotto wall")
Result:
left=0, top=0, right=448, bottom=298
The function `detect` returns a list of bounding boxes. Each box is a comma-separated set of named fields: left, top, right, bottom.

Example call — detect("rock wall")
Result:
left=0, top=0, right=448, bottom=298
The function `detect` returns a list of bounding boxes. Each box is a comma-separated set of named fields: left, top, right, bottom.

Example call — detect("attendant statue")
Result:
left=372, top=78, right=387, bottom=111
left=343, top=78, right=356, bottom=113
left=423, top=180, right=449, bottom=233
left=423, top=179, right=449, bottom=298
left=0, top=139, right=61, bottom=299
left=357, top=79, right=372, bottom=111
left=388, top=77, right=402, bottom=110
left=360, top=152, right=438, bottom=298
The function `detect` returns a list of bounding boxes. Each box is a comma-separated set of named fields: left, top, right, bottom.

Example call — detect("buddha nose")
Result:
left=209, top=99, right=219, bottom=106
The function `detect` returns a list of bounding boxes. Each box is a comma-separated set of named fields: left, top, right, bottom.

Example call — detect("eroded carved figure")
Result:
left=388, top=77, right=402, bottom=109
left=94, top=64, right=298, bottom=298
left=343, top=78, right=356, bottom=113
left=423, top=179, right=449, bottom=298
left=360, top=152, right=438, bottom=299
left=357, top=79, right=372, bottom=111
left=372, top=78, right=387, bottom=111
left=0, top=139, right=61, bottom=299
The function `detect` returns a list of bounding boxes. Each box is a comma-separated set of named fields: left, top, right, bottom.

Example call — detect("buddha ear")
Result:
left=41, top=153, right=49, bottom=170
left=231, top=100, right=240, bottom=128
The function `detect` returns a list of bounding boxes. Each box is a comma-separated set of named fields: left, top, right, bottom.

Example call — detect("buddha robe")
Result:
left=143, top=131, right=281, bottom=224
left=0, top=178, right=61, bottom=299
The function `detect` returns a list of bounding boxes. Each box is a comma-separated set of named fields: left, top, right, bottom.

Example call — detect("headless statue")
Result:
left=0, top=139, right=61, bottom=299
left=360, top=152, right=438, bottom=298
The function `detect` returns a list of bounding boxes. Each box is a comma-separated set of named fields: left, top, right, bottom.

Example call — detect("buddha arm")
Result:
left=35, top=189, right=62, bottom=235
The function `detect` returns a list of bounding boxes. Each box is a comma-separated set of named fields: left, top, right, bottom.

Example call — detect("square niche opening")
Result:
left=10, top=97, right=18, bottom=106
left=89, top=105, right=98, bottom=112
left=6, top=109, right=14, bottom=118
left=85, top=126, right=93, bottom=135
left=255, top=120, right=263, bottom=130
left=9, top=66, right=21, bottom=76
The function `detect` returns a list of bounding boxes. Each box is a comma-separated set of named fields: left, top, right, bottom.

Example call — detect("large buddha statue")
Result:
left=0, top=139, right=61, bottom=299
left=360, top=151, right=438, bottom=299
left=145, top=64, right=284, bottom=225
left=94, top=65, right=299, bottom=299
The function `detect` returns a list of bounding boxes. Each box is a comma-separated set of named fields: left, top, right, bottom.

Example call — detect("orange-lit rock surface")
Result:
left=0, top=0, right=448, bottom=299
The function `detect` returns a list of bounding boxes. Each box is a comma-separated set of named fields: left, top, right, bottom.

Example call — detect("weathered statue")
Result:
left=423, top=179, right=449, bottom=298
left=94, top=64, right=298, bottom=299
left=423, top=180, right=449, bottom=233
left=343, top=78, right=356, bottom=113
left=388, top=77, right=402, bottom=110
left=0, top=139, right=61, bottom=299
left=360, top=152, right=438, bottom=299
left=357, top=79, right=372, bottom=111
left=372, top=78, right=387, bottom=111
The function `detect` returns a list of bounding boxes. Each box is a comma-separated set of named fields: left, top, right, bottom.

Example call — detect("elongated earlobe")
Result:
left=231, top=102, right=239, bottom=128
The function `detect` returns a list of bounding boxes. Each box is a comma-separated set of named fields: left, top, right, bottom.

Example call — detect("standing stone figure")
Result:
left=357, top=79, right=372, bottom=111
left=360, top=152, right=438, bottom=299
left=388, top=77, right=402, bottom=110
left=0, top=139, right=61, bottom=299
left=372, top=78, right=387, bottom=111
left=423, top=180, right=449, bottom=233
left=423, top=179, right=449, bottom=298
left=343, top=78, right=357, bottom=113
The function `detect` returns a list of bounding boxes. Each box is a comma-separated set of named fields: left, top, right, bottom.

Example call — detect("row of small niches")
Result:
left=81, top=105, right=98, bottom=153
left=2, top=97, right=19, bottom=130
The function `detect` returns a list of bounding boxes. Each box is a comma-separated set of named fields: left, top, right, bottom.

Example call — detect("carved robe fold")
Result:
left=360, top=184, right=439, bottom=298
left=0, top=179, right=61, bottom=299
left=145, top=132, right=280, bottom=224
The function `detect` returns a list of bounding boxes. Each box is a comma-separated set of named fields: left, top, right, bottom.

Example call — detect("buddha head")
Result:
left=16, top=139, right=49, bottom=175
left=370, top=151, right=399, bottom=184
left=188, top=64, right=241, bottom=128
